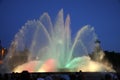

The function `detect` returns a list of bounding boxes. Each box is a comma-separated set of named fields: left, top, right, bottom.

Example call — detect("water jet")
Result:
left=4, top=9, right=114, bottom=73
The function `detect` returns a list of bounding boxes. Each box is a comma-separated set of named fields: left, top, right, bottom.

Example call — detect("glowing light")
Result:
left=13, top=61, right=40, bottom=73
left=1, top=48, right=5, bottom=57
left=38, top=59, right=57, bottom=72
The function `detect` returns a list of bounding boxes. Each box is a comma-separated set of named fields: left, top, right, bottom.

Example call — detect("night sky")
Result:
left=0, top=0, right=120, bottom=52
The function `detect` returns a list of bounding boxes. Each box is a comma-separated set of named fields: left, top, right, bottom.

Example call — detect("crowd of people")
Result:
left=0, top=70, right=119, bottom=80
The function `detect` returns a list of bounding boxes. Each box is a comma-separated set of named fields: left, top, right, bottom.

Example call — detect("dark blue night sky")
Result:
left=0, top=0, right=120, bottom=52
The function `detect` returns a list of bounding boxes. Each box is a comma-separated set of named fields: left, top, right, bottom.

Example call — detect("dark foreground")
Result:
left=0, top=71, right=120, bottom=80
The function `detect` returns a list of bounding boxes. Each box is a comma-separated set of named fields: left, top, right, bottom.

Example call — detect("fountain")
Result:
left=3, top=9, right=115, bottom=73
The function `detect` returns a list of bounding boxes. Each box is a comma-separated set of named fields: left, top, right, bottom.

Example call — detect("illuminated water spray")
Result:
left=4, top=9, right=114, bottom=72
